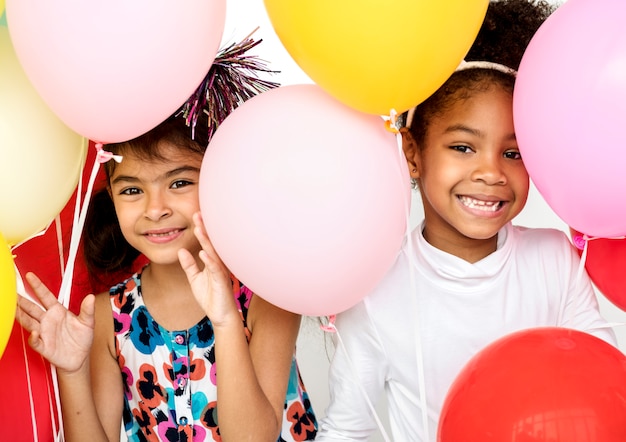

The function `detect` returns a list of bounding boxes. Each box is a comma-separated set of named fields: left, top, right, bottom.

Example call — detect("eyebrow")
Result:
left=444, top=124, right=483, bottom=137
left=111, top=166, right=201, bottom=185
left=444, top=124, right=516, bottom=141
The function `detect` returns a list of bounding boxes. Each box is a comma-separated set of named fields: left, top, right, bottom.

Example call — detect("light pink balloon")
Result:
left=513, top=0, right=626, bottom=237
left=200, top=84, right=410, bottom=316
left=5, top=0, right=225, bottom=143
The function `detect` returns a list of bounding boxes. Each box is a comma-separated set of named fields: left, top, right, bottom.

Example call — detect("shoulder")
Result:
left=247, top=294, right=301, bottom=337
left=511, top=224, right=569, bottom=242
left=510, top=225, right=574, bottom=254
left=93, top=290, right=117, bottom=359
left=508, top=224, right=581, bottom=274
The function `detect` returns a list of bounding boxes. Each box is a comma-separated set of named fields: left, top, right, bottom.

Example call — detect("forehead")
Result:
left=432, top=87, right=513, bottom=128
left=110, top=143, right=203, bottom=179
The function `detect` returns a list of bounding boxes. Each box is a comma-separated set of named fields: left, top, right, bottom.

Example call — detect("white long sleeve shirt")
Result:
left=317, top=223, right=617, bottom=442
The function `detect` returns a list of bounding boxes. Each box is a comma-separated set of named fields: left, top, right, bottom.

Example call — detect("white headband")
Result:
left=405, top=60, right=517, bottom=128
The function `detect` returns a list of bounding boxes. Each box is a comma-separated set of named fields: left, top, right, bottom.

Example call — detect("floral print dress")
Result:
left=110, top=267, right=318, bottom=441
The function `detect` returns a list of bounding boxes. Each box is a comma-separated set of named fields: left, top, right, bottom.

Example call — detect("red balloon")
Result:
left=0, top=323, right=58, bottom=441
left=438, top=327, right=626, bottom=442
left=570, top=228, right=626, bottom=312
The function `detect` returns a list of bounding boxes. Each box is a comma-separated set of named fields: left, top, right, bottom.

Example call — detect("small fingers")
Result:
left=16, top=295, right=45, bottom=323
left=27, top=330, right=42, bottom=351
left=78, top=294, right=97, bottom=329
left=16, top=305, right=39, bottom=334
left=24, top=273, right=60, bottom=309
left=178, top=248, right=201, bottom=280
left=192, top=213, right=217, bottom=252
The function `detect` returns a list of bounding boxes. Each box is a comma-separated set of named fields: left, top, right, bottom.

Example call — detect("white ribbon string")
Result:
left=18, top=311, right=39, bottom=442
left=57, top=143, right=121, bottom=308
left=319, top=120, right=431, bottom=441
left=321, top=317, right=392, bottom=442
left=54, top=216, right=65, bottom=276
left=15, top=142, right=120, bottom=441
left=571, top=233, right=626, bottom=330
left=44, top=360, right=60, bottom=441
left=396, top=128, right=431, bottom=441
left=57, top=157, right=96, bottom=307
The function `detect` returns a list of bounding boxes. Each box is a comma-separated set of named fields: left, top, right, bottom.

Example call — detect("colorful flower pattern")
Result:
left=111, top=268, right=317, bottom=441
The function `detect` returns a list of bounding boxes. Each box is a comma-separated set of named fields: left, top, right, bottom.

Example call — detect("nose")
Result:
left=471, top=153, right=507, bottom=186
left=144, top=190, right=172, bottom=221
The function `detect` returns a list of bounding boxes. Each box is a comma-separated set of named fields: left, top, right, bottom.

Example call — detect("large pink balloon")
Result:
left=5, top=0, right=225, bottom=143
left=200, top=84, right=410, bottom=316
left=513, top=0, right=626, bottom=238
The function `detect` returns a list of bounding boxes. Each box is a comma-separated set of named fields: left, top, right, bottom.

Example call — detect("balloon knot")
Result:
left=383, top=109, right=399, bottom=134
left=95, top=142, right=123, bottom=164
left=572, top=233, right=586, bottom=250
left=320, top=315, right=337, bottom=333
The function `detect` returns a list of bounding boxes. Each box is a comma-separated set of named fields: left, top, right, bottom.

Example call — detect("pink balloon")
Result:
left=513, top=0, right=626, bottom=237
left=200, top=84, right=410, bottom=316
left=5, top=0, right=225, bottom=143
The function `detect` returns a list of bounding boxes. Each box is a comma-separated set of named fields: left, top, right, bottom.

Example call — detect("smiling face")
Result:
left=405, top=85, right=529, bottom=261
left=108, top=141, right=204, bottom=266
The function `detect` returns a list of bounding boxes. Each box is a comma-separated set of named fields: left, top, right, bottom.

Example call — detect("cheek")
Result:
left=420, top=156, right=464, bottom=186
left=113, top=203, right=139, bottom=232
left=510, top=169, right=530, bottom=204
left=181, top=192, right=201, bottom=212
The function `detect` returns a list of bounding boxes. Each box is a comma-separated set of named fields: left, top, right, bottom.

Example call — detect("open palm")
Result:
left=17, top=273, right=95, bottom=373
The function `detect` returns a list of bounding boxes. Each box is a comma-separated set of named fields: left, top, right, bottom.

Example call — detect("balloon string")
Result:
left=571, top=233, right=626, bottom=332
left=396, top=127, right=431, bottom=441
left=44, top=357, right=60, bottom=440
left=16, top=266, right=61, bottom=441
left=54, top=215, right=65, bottom=276
left=53, top=142, right=118, bottom=439
left=321, top=316, right=392, bottom=442
left=572, top=233, right=626, bottom=285
left=50, top=366, right=64, bottom=441
left=18, top=317, right=39, bottom=442
left=57, top=142, right=120, bottom=307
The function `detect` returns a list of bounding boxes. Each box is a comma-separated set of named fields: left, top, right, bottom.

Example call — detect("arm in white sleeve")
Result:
left=559, top=234, right=618, bottom=347
left=316, top=300, right=389, bottom=441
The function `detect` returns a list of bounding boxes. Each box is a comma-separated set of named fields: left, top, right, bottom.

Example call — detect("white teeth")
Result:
left=147, top=230, right=179, bottom=237
left=459, top=196, right=501, bottom=212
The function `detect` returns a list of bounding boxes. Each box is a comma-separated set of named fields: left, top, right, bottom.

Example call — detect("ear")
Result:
left=400, top=127, right=420, bottom=179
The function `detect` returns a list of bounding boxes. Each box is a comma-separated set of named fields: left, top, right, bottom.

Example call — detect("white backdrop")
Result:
left=221, top=0, right=626, bottom=439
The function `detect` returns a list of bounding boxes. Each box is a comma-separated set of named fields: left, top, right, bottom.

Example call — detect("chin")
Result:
left=460, top=226, right=502, bottom=241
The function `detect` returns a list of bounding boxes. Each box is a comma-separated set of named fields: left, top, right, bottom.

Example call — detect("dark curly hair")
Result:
left=403, top=0, right=556, bottom=147
left=466, top=0, right=556, bottom=70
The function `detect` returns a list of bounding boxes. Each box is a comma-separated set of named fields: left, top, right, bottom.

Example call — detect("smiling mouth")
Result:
left=145, top=229, right=182, bottom=238
left=458, top=196, right=503, bottom=212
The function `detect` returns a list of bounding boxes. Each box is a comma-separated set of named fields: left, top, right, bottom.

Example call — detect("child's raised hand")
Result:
left=178, top=212, right=240, bottom=328
left=16, top=273, right=95, bottom=373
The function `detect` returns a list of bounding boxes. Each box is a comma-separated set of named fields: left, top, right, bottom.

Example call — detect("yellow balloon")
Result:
left=0, top=232, right=16, bottom=359
left=0, top=0, right=4, bottom=15
left=0, top=26, right=87, bottom=246
left=264, top=0, right=488, bottom=115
